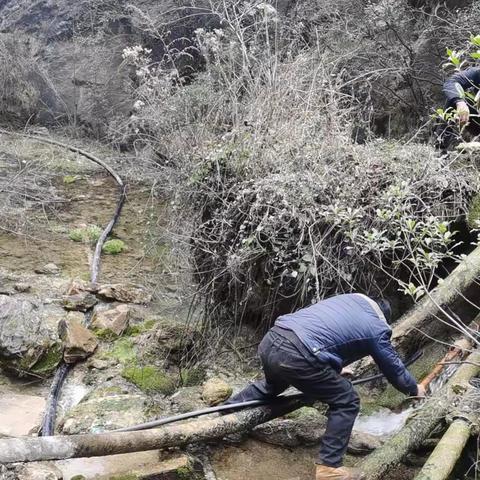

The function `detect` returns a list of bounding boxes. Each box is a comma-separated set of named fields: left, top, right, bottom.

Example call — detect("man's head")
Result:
left=374, top=297, right=392, bottom=323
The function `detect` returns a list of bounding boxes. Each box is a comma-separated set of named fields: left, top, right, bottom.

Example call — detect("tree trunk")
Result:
left=414, top=418, right=472, bottom=480
left=0, top=399, right=303, bottom=464
left=359, top=349, right=480, bottom=480
left=390, top=247, right=480, bottom=358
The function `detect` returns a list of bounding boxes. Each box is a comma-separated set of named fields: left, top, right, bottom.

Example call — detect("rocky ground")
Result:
left=0, top=134, right=451, bottom=479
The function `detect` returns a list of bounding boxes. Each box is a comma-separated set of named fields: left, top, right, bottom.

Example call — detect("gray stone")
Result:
left=62, top=292, right=98, bottom=312
left=35, top=263, right=60, bottom=275
left=171, top=386, right=205, bottom=413
left=61, top=392, right=156, bottom=434
left=0, top=295, right=63, bottom=376
left=97, top=283, right=152, bottom=304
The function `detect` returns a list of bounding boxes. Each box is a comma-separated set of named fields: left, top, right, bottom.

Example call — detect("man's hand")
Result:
left=456, top=100, right=470, bottom=126
left=416, top=384, right=426, bottom=398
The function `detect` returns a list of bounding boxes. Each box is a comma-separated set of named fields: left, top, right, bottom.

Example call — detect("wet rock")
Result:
left=59, top=318, right=98, bottom=364
left=62, top=292, right=98, bottom=312
left=35, top=263, right=60, bottom=275
left=87, top=357, right=111, bottom=370
left=252, top=408, right=383, bottom=453
left=0, top=285, right=15, bottom=295
left=16, top=462, right=62, bottom=480
left=61, top=392, right=158, bottom=434
left=348, top=432, right=384, bottom=455
left=65, top=278, right=98, bottom=296
left=0, top=393, right=46, bottom=436
left=171, top=386, right=205, bottom=413
left=98, top=283, right=152, bottom=304
left=0, top=295, right=63, bottom=376
left=14, top=282, right=31, bottom=293
left=202, top=378, right=233, bottom=406
left=91, top=304, right=130, bottom=336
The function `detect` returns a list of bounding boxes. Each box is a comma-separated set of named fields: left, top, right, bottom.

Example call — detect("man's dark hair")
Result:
left=374, top=297, right=392, bottom=323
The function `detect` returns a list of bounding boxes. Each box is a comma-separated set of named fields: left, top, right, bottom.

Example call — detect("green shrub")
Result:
left=68, top=225, right=102, bottom=243
left=102, top=239, right=125, bottom=254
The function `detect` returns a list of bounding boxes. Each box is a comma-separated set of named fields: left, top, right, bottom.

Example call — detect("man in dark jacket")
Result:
left=224, top=294, right=424, bottom=480
left=437, top=67, right=480, bottom=149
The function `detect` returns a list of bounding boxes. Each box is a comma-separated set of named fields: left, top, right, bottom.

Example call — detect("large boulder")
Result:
left=0, top=295, right=63, bottom=376
left=60, top=387, right=167, bottom=434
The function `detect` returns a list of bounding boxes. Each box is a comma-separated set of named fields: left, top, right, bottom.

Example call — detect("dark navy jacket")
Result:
left=275, top=293, right=418, bottom=396
left=443, top=67, right=480, bottom=108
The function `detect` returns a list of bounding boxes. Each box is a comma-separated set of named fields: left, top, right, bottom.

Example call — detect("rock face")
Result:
left=97, top=284, right=152, bottom=304
left=0, top=295, right=63, bottom=376
left=91, top=304, right=130, bottom=336
left=202, top=378, right=233, bottom=406
left=59, top=318, right=98, bottom=364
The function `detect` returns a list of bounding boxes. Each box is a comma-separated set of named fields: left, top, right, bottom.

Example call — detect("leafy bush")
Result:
left=102, top=239, right=125, bottom=254
left=118, top=3, right=479, bottom=329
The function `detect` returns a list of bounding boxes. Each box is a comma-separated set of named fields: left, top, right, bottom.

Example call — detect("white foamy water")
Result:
left=353, top=408, right=413, bottom=436
left=57, top=381, right=90, bottom=416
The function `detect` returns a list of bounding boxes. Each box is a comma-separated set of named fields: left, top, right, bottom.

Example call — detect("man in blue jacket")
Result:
left=224, top=294, right=424, bottom=480
left=437, top=66, right=480, bottom=149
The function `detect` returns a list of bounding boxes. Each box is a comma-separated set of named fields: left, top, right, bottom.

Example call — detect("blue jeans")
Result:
left=224, top=329, right=360, bottom=467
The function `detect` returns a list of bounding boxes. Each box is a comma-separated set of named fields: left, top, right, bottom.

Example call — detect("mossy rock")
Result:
left=180, top=367, right=206, bottom=387
left=122, top=364, right=177, bottom=395
left=102, top=239, right=125, bottom=255
left=285, top=406, right=322, bottom=420
left=70, top=476, right=86, bottom=480
left=29, top=343, right=63, bottom=375
left=103, top=337, right=137, bottom=364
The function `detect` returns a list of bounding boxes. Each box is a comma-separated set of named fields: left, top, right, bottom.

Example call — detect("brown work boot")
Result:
left=315, top=464, right=365, bottom=480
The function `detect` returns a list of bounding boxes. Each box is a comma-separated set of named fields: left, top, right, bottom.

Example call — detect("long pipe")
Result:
left=113, top=350, right=424, bottom=433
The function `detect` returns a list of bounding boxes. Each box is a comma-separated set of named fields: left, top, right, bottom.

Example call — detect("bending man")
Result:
left=224, top=293, right=425, bottom=480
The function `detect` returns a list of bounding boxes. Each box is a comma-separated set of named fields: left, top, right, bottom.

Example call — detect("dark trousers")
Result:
left=225, top=329, right=360, bottom=467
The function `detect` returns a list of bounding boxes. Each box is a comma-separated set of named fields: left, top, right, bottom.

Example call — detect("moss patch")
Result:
left=468, top=193, right=480, bottom=229
left=122, top=364, right=177, bottom=395
left=30, top=343, right=63, bottom=375
left=103, top=338, right=137, bottom=364
left=285, top=406, right=322, bottom=420
left=125, top=319, right=157, bottom=337
left=102, top=239, right=125, bottom=254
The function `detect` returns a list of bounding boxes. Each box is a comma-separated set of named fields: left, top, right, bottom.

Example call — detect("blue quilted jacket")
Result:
left=275, top=293, right=418, bottom=396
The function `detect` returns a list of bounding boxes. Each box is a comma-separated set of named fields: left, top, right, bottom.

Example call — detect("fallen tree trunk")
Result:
left=0, top=398, right=303, bottom=464
left=389, top=247, right=480, bottom=358
left=359, top=349, right=480, bottom=480
left=414, top=418, right=472, bottom=480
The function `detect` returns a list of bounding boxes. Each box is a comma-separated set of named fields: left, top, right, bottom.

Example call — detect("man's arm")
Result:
left=370, top=332, right=419, bottom=396
left=443, top=67, right=480, bottom=107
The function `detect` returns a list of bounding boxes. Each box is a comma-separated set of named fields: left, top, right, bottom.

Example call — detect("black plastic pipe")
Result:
left=114, top=350, right=423, bottom=433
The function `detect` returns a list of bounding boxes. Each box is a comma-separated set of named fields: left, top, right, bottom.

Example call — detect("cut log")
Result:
left=389, top=247, right=480, bottom=358
left=359, top=349, right=480, bottom=480
left=0, top=398, right=303, bottom=464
